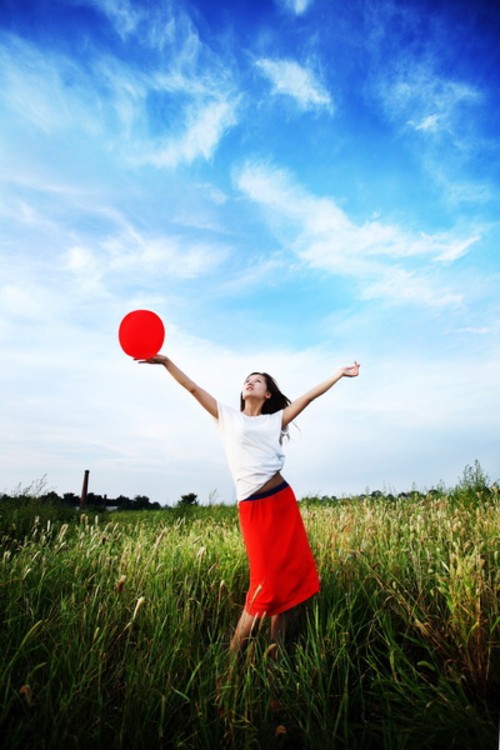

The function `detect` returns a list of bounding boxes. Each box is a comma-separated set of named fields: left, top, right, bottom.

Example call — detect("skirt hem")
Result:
left=245, top=586, right=319, bottom=618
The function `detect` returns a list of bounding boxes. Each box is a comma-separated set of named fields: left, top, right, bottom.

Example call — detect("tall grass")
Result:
left=0, top=489, right=498, bottom=749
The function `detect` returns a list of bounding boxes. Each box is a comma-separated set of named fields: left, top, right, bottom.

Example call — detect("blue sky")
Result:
left=1, top=0, right=499, bottom=504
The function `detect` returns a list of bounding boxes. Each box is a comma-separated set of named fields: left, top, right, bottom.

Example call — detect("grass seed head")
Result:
left=132, top=596, right=146, bottom=620
left=19, top=684, right=33, bottom=706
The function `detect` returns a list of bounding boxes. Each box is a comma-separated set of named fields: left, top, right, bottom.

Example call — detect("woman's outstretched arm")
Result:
left=139, top=355, right=218, bottom=419
left=282, top=362, right=360, bottom=428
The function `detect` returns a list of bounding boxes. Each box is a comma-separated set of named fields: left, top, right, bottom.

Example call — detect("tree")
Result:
left=177, top=493, right=199, bottom=508
left=132, top=495, right=152, bottom=510
left=114, top=495, right=132, bottom=509
left=458, top=459, right=490, bottom=493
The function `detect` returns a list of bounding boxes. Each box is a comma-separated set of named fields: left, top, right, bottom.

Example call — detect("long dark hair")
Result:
left=240, top=372, right=291, bottom=414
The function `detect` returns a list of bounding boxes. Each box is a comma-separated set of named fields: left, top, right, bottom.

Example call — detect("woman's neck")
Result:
left=243, top=399, right=264, bottom=417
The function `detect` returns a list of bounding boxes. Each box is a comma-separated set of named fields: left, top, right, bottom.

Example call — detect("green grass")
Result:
left=0, top=488, right=498, bottom=749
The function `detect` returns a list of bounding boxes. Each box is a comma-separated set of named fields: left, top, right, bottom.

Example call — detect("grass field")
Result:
left=0, top=478, right=499, bottom=749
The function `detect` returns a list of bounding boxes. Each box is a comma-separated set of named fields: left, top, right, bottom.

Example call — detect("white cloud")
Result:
left=277, top=0, right=315, bottom=16
left=61, top=228, right=227, bottom=298
left=359, top=267, right=462, bottom=307
left=0, top=36, right=102, bottom=136
left=364, top=15, right=492, bottom=204
left=83, top=0, right=176, bottom=48
left=107, top=234, right=226, bottom=279
left=432, top=234, right=481, bottom=262
left=235, top=161, right=479, bottom=306
left=0, top=284, right=51, bottom=320
left=413, top=114, right=441, bottom=132
left=255, top=58, right=333, bottom=112
left=64, top=246, right=108, bottom=294
left=142, top=99, right=239, bottom=167
left=454, top=326, right=490, bottom=335
left=215, top=254, right=289, bottom=295
left=0, top=22, right=239, bottom=170
left=86, top=0, right=143, bottom=39
left=422, top=166, right=494, bottom=207
left=375, top=61, right=483, bottom=149
left=92, top=54, right=239, bottom=167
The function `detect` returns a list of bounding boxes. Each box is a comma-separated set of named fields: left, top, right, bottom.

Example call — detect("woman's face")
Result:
left=242, top=373, right=271, bottom=402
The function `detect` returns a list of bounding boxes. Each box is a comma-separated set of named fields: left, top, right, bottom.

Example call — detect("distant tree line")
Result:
left=0, top=488, right=201, bottom=511
left=1, top=460, right=494, bottom=513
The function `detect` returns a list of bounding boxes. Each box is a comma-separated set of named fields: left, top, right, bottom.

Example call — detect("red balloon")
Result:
left=118, top=310, right=165, bottom=359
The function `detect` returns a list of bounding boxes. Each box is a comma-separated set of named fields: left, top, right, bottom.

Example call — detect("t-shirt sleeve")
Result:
left=272, top=409, right=285, bottom=438
left=216, top=402, right=232, bottom=432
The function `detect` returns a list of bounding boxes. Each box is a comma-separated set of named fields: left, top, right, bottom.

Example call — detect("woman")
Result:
left=140, top=355, right=360, bottom=654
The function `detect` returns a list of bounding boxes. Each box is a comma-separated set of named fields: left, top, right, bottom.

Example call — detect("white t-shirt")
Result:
left=217, top=402, right=286, bottom=501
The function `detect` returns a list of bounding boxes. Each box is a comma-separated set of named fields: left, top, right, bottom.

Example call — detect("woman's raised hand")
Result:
left=341, top=362, right=360, bottom=378
left=136, top=355, right=168, bottom=365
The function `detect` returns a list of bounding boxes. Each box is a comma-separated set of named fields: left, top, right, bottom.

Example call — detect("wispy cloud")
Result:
left=403, top=73, right=481, bottom=140
left=83, top=0, right=176, bottom=48
left=62, top=228, right=227, bottom=298
left=0, top=283, right=55, bottom=321
left=413, top=114, right=441, bottom=132
left=362, top=2, right=484, bottom=141
left=0, top=8, right=239, bottom=169
left=277, top=0, right=315, bottom=16
left=105, top=229, right=227, bottom=279
left=0, top=35, right=102, bottom=136
left=373, top=52, right=484, bottom=153
left=359, top=267, right=462, bottom=307
left=418, top=160, right=494, bottom=207
left=432, top=234, right=481, bottom=263
left=235, top=161, right=480, bottom=306
left=64, top=246, right=107, bottom=294
left=255, top=58, right=333, bottom=112
left=84, top=0, right=142, bottom=39
left=139, top=98, right=239, bottom=168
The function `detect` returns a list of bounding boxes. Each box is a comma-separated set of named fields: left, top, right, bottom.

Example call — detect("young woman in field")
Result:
left=140, top=355, right=360, bottom=655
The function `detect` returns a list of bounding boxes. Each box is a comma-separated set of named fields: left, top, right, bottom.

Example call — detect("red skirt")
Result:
left=238, top=482, right=320, bottom=617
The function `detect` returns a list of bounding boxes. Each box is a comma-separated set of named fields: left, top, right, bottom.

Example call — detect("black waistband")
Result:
left=240, top=481, right=289, bottom=502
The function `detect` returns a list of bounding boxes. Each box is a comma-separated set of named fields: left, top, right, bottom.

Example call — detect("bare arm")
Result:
left=138, top=355, right=218, bottom=419
left=282, top=362, right=360, bottom=428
